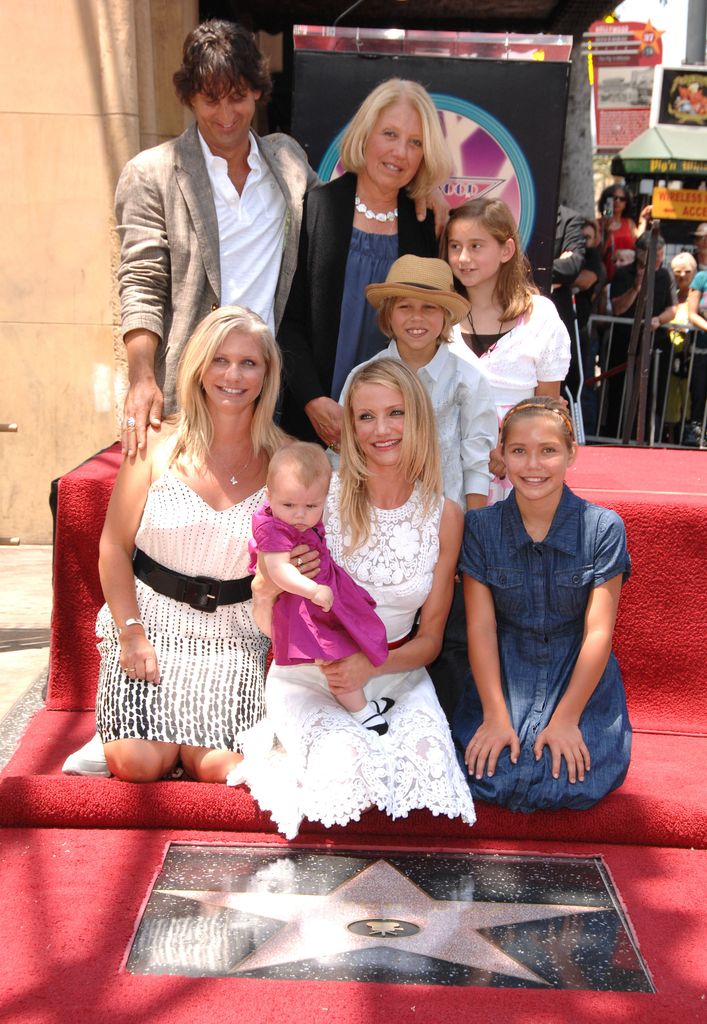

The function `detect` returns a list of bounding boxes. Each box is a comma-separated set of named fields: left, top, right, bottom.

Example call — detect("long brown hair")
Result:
left=441, top=198, right=537, bottom=322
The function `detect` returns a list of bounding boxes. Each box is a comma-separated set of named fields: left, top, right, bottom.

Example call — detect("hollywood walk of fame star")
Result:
left=162, top=859, right=604, bottom=985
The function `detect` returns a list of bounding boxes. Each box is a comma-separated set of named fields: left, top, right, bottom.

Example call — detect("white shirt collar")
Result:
left=197, top=129, right=263, bottom=179
left=387, top=338, right=450, bottom=383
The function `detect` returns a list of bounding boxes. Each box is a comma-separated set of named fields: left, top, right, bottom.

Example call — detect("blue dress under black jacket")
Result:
left=453, top=485, right=632, bottom=812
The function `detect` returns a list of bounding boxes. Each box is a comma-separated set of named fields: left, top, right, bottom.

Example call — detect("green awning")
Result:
left=611, top=125, right=707, bottom=177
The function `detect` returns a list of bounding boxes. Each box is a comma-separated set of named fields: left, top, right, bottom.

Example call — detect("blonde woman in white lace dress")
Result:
left=235, top=359, right=476, bottom=838
left=442, top=198, right=570, bottom=503
left=87, top=307, right=300, bottom=784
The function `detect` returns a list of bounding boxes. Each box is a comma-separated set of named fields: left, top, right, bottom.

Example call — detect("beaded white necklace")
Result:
left=354, top=194, right=398, bottom=223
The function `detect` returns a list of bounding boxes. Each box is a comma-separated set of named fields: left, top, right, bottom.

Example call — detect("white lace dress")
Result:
left=235, top=475, right=476, bottom=839
left=450, top=295, right=571, bottom=502
left=95, top=473, right=269, bottom=751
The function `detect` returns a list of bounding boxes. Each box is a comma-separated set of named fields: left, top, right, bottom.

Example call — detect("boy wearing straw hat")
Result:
left=340, top=254, right=497, bottom=512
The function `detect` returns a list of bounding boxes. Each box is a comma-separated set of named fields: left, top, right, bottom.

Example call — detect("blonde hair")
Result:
left=339, top=79, right=452, bottom=201
left=170, top=306, right=287, bottom=469
left=441, top=198, right=537, bottom=321
left=671, top=251, right=697, bottom=275
left=267, top=442, right=332, bottom=491
left=500, top=396, right=576, bottom=452
left=376, top=296, right=454, bottom=344
left=339, top=358, right=442, bottom=551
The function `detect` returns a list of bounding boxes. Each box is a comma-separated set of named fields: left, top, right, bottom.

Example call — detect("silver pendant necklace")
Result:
left=209, top=450, right=253, bottom=487
left=355, top=194, right=398, bottom=222
left=228, top=456, right=251, bottom=486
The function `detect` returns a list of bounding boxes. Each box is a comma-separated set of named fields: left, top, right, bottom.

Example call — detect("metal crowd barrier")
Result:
left=584, top=315, right=703, bottom=447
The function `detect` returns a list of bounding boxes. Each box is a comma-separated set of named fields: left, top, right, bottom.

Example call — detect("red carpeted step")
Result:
left=1, top=710, right=705, bottom=849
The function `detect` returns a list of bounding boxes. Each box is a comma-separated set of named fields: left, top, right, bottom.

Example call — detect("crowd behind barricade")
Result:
left=63, top=18, right=703, bottom=839
left=553, top=182, right=707, bottom=448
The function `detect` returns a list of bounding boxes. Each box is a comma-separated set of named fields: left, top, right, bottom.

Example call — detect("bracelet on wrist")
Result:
left=118, top=617, right=144, bottom=634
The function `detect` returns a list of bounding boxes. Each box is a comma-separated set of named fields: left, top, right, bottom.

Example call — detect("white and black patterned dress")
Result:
left=96, top=472, right=269, bottom=750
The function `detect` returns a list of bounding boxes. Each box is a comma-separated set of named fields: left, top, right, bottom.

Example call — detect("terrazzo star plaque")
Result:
left=127, top=844, right=653, bottom=991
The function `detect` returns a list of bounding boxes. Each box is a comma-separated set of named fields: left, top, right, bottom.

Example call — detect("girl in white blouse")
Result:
left=443, top=198, right=570, bottom=503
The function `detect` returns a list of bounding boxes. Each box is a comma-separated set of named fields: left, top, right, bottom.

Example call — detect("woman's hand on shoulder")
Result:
left=121, top=419, right=176, bottom=474
left=533, top=719, right=590, bottom=784
left=489, top=443, right=505, bottom=479
left=415, top=187, right=450, bottom=236
left=318, top=653, right=374, bottom=694
left=464, top=715, right=520, bottom=779
left=303, top=396, right=343, bottom=448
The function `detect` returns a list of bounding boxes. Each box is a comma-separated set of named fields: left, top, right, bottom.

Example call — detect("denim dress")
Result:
left=453, top=485, right=632, bottom=812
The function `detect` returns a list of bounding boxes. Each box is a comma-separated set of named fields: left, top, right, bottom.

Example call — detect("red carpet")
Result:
left=2, top=829, right=705, bottom=1024
left=569, top=448, right=707, bottom=735
left=2, top=446, right=706, bottom=1022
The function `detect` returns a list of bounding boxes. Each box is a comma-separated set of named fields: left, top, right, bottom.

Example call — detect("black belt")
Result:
left=133, top=548, right=253, bottom=613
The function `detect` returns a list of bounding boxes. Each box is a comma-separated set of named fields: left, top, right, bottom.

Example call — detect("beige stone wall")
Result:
left=0, top=0, right=195, bottom=543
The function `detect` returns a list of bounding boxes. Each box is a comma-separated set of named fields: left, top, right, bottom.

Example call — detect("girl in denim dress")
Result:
left=454, top=397, right=632, bottom=811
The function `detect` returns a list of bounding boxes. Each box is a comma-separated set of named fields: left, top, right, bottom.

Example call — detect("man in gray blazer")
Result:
left=116, top=20, right=318, bottom=455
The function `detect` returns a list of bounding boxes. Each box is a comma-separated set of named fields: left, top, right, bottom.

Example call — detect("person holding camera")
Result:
left=598, top=184, right=637, bottom=283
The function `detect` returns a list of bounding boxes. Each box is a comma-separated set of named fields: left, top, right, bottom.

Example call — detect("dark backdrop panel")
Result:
left=292, top=52, right=570, bottom=293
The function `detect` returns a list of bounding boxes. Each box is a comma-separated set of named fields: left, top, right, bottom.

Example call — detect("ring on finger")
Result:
left=297, top=557, right=303, bottom=568
left=125, top=416, right=136, bottom=429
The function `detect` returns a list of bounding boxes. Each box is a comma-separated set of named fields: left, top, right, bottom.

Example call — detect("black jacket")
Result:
left=277, top=172, right=436, bottom=440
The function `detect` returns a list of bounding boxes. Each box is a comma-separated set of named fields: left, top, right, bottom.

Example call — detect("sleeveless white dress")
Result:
left=235, top=475, right=476, bottom=839
left=95, top=472, right=269, bottom=751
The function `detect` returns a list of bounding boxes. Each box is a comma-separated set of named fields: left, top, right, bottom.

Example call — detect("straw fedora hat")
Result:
left=365, top=255, right=470, bottom=325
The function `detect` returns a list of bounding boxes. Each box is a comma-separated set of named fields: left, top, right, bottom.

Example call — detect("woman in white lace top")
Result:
left=233, top=358, right=476, bottom=838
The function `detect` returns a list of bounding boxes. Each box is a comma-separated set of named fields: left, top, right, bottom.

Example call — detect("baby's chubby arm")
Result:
left=259, top=551, right=333, bottom=611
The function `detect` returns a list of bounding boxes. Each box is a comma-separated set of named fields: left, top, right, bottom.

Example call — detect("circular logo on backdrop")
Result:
left=317, top=93, right=535, bottom=247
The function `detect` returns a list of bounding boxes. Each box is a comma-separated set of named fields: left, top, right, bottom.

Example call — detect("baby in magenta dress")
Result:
left=250, top=443, right=393, bottom=734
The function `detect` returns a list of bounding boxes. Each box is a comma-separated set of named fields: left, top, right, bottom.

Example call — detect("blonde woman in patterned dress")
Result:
left=234, top=359, right=476, bottom=838
left=89, top=307, right=297, bottom=783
